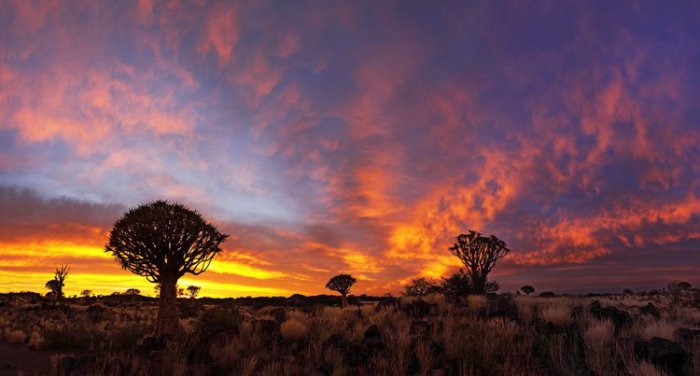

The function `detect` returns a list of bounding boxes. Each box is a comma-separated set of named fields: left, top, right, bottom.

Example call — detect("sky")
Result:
left=1, top=1, right=699, bottom=298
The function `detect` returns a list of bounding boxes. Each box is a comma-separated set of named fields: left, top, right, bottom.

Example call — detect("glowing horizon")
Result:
left=1, top=1, right=699, bottom=298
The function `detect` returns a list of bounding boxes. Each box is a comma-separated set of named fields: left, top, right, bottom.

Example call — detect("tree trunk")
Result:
left=341, top=293, right=348, bottom=308
left=155, top=274, right=181, bottom=336
left=471, top=273, right=487, bottom=295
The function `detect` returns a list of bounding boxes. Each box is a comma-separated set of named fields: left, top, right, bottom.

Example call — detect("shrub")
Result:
left=541, top=303, right=573, bottom=325
left=280, top=318, right=308, bottom=341
left=196, top=308, right=242, bottom=339
left=110, top=323, right=150, bottom=351
left=42, top=323, right=106, bottom=351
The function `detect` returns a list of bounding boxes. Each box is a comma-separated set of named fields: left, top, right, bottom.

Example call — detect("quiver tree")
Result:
left=105, top=200, right=228, bottom=335
left=325, top=274, right=356, bottom=307
left=45, top=265, right=69, bottom=304
left=449, top=230, right=510, bottom=294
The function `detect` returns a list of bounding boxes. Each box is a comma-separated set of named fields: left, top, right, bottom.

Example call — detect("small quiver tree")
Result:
left=45, top=265, right=69, bottom=304
left=325, top=274, right=357, bottom=307
left=105, top=200, right=228, bottom=336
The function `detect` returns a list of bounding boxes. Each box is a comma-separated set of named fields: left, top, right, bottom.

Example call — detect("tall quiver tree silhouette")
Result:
left=105, top=201, right=228, bottom=336
left=326, top=274, right=356, bottom=307
left=449, top=231, right=510, bottom=294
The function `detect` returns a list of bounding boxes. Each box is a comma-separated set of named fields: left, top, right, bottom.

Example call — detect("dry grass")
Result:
left=639, top=319, right=677, bottom=341
left=280, top=318, right=308, bottom=341
left=541, top=302, right=573, bottom=325
left=0, top=293, right=699, bottom=376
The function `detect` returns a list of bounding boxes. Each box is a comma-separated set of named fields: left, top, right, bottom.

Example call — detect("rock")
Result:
left=589, top=303, right=632, bottom=331
left=647, top=337, right=690, bottom=373
left=486, top=294, right=518, bottom=320
left=403, top=300, right=435, bottom=319
left=674, top=328, right=700, bottom=345
left=640, top=303, right=660, bottom=318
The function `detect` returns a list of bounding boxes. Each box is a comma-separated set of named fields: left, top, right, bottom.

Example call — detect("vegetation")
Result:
left=403, top=278, right=440, bottom=297
left=448, top=231, right=510, bottom=294
left=44, top=265, right=69, bottom=304
left=105, top=200, right=228, bottom=335
left=520, top=285, right=535, bottom=296
left=325, top=274, right=357, bottom=307
left=187, top=285, right=201, bottom=299
left=5, top=219, right=697, bottom=376
left=0, top=290, right=698, bottom=376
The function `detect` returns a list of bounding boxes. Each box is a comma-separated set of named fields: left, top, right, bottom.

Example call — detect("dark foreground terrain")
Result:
left=1, top=292, right=699, bottom=375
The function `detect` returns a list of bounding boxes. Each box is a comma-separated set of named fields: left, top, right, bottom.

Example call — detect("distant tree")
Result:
left=622, top=288, right=634, bottom=295
left=404, top=278, right=440, bottom=297
left=105, top=200, right=228, bottom=335
left=80, top=289, right=93, bottom=298
left=45, top=265, right=69, bottom=304
left=520, top=285, right=535, bottom=296
left=325, top=274, right=356, bottom=307
left=186, top=285, right=201, bottom=299
left=125, top=288, right=141, bottom=296
left=449, top=231, right=510, bottom=294
left=539, top=291, right=556, bottom=298
left=177, top=287, right=186, bottom=298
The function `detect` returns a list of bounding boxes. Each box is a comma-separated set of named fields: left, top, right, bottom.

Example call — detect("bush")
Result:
left=196, top=308, right=242, bottom=339
left=110, top=323, right=151, bottom=351
left=42, top=323, right=106, bottom=351
left=281, top=318, right=308, bottom=341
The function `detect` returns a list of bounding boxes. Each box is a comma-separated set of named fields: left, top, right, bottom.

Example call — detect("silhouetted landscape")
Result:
left=0, top=200, right=699, bottom=375
left=2, top=1, right=700, bottom=375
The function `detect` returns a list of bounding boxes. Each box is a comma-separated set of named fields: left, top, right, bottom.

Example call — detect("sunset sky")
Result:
left=1, top=1, right=699, bottom=297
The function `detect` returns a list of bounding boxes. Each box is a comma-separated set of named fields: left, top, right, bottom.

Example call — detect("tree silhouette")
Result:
left=125, top=288, right=141, bottom=296
left=45, top=265, right=69, bottom=304
left=404, top=278, right=439, bottom=297
left=325, top=274, right=356, bottom=307
left=441, top=269, right=472, bottom=303
left=45, top=280, right=60, bottom=300
left=105, top=200, right=228, bottom=335
left=186, top=285, right=201, bottom=299
left=520, top=285, right=535, bottom=296
left=449, top=231, right=510, bottom=294
left=80, top=289, right=93, bottom=298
